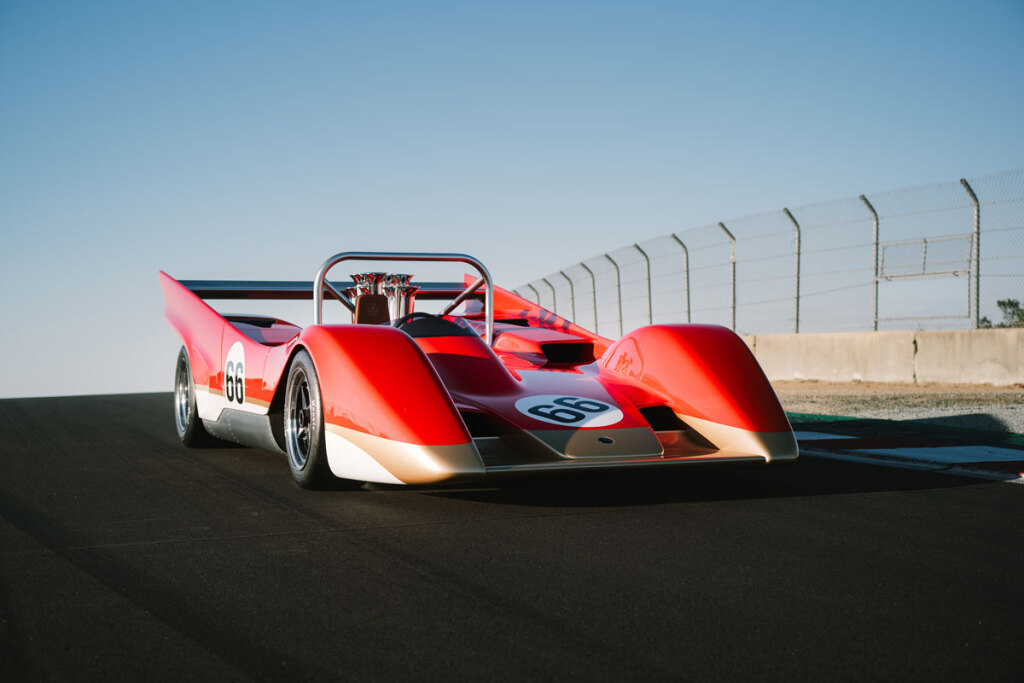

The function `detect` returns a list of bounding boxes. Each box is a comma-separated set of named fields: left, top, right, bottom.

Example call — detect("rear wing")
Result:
left=168, top=251, right=497, bottom=344
left=178, top=279, right=471, bottom=301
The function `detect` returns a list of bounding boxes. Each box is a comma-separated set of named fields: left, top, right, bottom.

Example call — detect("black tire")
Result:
left=174, top=346, right=217, bottom=447
left=284, top=350, right=358, bottom=489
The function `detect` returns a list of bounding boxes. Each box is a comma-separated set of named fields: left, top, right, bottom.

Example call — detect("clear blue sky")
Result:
left=1, top=0, right=1022, bottom=397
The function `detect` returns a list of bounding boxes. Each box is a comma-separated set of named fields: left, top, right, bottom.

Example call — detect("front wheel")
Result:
left=284, top=351, right=358, bottom=489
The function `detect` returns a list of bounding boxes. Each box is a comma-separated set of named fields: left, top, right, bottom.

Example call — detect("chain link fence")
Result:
left=516, top=169, right=1024, bottom=336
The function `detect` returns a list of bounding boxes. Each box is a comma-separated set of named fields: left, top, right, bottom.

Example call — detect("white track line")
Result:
left=793, top=431, right=858, bottom=441
left=801, top=448, right=1024, bottom=484
left=853, top=445, right=1024, bottom=464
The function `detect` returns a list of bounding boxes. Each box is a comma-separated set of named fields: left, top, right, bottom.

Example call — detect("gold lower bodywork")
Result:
left=325, top=423, right=485, bottom=485
left=672, top=414, right=799, bottom=464
left=324, top=412, right=798, bottom=485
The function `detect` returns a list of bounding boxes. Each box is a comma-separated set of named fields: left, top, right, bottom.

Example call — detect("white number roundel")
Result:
left=224, top=342, right=245, bottom=405
left=514, top=395, right=623, bottom=427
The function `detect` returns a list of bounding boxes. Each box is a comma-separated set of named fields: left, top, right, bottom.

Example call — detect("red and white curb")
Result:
left=794, top=431, right=1024, bottom=484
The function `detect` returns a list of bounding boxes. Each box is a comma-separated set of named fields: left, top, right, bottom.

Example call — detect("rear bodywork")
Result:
left=160, top=253, right=796, bottom=486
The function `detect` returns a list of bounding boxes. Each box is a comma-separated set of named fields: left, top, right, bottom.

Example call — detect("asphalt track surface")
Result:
left=2, top=394, right=1023, bottom=682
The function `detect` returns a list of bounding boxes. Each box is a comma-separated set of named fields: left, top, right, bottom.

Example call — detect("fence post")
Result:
left=526, top=283, right=540, bottom=304
left=541, top=277, right=557, bottom=315
left=860, top=194, right=880, bottom=331
left=633, top=243, right=653, bottom=325
left=718, top=222, right=737, bottom=331
left=559, top=270, right=576, bottom=322
left=783, top=208, right=802, bottom=333
left=669, top=234, right=691, bottom=322
left=604, top=253, right=624, bottom=337
left=961, top=178, right=981, bottom=328
left=580, top=261, right=598, bottom=333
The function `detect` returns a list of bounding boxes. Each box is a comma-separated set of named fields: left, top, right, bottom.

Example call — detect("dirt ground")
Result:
left=771, top=380, right=1024, bottom=433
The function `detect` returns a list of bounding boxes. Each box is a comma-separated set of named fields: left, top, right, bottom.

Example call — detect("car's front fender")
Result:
left=297, top=325, right=485, bottom=483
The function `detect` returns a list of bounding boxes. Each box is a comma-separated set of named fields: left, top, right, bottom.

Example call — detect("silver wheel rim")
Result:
left=286, top=369, right=312, bottom=470
left=175, top=357, right=190, bottom=434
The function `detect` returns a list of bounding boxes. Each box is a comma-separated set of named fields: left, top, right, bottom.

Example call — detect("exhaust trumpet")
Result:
left=385, top=273, right=418, bottom=320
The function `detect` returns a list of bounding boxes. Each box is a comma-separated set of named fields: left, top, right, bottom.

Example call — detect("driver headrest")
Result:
left=354, top=294, right=391, bottom=325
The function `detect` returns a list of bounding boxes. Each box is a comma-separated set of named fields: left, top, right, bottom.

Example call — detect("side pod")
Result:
left=298, top=325, right=486, bottom=484
left=600, top=324, right=798, bottom=463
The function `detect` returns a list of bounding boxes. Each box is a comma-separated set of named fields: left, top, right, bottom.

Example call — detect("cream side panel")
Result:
left=324, top=431, right=406, bottom=485
left=194, top=386, right=270, bottom=421
left=325, top=424, right=485, bottom=484
left=679, top=413, right=799, bottom=462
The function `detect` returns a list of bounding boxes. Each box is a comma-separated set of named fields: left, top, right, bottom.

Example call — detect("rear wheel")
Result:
left=174, top=347, right=216, bottom=446
left=284, top=351, right=357, bottom=489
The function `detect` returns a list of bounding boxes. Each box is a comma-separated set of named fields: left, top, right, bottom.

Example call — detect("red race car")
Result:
left=160, top=251, right=797, bottom=489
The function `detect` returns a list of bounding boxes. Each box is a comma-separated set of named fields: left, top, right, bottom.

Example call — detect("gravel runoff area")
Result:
left=772, top=380, right=1024, bottom=435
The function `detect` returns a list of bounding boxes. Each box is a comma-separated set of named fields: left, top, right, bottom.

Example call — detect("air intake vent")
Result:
left=459, top=411, right=507, bottom=438
left=539, top=342, right=595, bottom=365
left=225, top=315, right=276, bottom=328
left=638, top=406, right=689, bottom=431
left=639, top=406, right=718, bottom=449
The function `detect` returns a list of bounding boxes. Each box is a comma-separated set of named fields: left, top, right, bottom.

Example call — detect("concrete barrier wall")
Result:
left=747, top=328, right=1023, bottom=385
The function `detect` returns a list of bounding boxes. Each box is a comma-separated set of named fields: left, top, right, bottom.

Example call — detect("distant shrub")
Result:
left=979, top=299, right=1024, bottom=328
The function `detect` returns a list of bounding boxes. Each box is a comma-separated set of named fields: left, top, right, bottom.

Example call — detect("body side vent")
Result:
left=539, top=342, right=595, bottom=365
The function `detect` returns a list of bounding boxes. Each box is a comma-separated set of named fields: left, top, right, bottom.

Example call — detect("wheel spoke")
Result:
left=284, top=358, right=332, bottom=486
left=175, top=361, right=191, bottom=433
left=287, top=373, right=316, bottom=469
